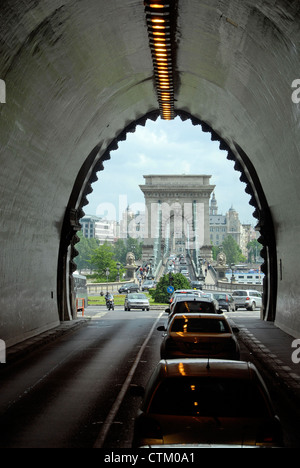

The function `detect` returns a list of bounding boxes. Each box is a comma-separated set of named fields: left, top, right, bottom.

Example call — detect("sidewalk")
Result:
left=228, top=313, right=300, bottom=402
left=4, top=318, right=90, bottom=365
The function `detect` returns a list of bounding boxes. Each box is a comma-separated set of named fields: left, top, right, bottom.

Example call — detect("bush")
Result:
left=149, top=273, right=191, bottom=304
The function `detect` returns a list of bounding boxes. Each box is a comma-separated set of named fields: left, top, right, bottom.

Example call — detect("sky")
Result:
left=85, top=117, right=255, bottom=225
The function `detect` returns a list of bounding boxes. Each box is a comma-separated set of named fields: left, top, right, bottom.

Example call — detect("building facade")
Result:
left=139, top=175, right=215, bottom=270
left=209, top=193, right=254, bottom=257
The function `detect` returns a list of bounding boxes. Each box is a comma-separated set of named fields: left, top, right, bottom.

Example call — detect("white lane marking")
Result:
left=93, top=312, right=164, bottom=448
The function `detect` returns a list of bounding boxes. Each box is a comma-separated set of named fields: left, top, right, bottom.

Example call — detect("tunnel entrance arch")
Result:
left=58, top=111, right=277, bottom=322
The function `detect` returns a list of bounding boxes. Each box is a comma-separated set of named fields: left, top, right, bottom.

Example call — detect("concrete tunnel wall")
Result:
left=0, top=0, right=300, bottom=346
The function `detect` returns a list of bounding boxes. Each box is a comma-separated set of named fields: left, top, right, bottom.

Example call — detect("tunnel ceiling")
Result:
left=1, top=0, right=300, bottom=343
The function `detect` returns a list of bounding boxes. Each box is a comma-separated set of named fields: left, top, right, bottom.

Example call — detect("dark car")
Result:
left=190, top=281, right=204, bottom=290
left=213, top=292, right=236, bottom=312
left=118, top=283, right=139, bottom=294
left=166, top=296, right=218, bottom=324
left=159, top=313, right=240, bottom=361
left=132, top=359, right=283, bottom=448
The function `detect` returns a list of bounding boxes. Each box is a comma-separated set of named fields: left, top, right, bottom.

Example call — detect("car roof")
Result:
left=127, top=292, right=146, bottom=296
left=171, top=313, right=227, bottom=321
left=158, top=359, right=254, bottom=379
left=174, top=296, right=212, bottom=303
left=173, top=289, right=202, bottom=293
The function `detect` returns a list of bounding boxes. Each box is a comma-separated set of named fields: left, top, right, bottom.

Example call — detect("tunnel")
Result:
left=1, top=0, right=300, bottom=347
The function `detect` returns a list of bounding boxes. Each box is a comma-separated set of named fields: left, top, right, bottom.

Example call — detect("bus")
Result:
left=73, top=272, right=88, bottom=308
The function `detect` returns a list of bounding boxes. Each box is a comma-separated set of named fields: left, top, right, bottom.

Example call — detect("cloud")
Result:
left=86, top=118, right=255, bottom=225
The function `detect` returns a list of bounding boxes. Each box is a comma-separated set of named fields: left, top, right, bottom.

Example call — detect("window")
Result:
left=171, top=318, right=229, bottom=334
left=149, top=378, right=270, bottom=417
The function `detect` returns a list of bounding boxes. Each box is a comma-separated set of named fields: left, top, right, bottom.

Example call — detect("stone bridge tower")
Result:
left=139, top=175, right=215, bottom=272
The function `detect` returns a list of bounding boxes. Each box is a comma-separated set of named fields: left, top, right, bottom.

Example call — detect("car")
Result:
left=232, top=290, right=263, bottom=311
left=166, top=296, right=218, bottom=323
left=213, top=292, right=236, bottom=312
left=169, top=289, right=203, bottom=306
left=141, top=279, right=156, bottom=291
left=124, top=293, right=150, bottom=311
left=200, top=292, right=220, bottom=312
left=118, top=283, right=139, bottom=294
left=190, top=281, right=204, bottom=290
left=132, top=359, right=283, bottom=448
left=158, top=313, right=240, bottom=360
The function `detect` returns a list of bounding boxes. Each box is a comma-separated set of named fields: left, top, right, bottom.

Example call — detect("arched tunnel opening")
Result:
left=1, top=0, right=300, bottom=347
left=58, top=112, right=277, bottom=324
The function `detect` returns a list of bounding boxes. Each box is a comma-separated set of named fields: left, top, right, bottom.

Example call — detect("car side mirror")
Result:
left=232, top=326, right=240, bottom=334
left=157, top=326, right=166, bottom=332
left=165, top=308, right=171, bottom=314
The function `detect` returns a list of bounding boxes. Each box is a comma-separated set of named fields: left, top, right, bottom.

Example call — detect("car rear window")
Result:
left=233, top=291, right=247, bottom=297
left=149, top=377, right=270, bottom=417
left=174, top=301, right=215, bottom=314
left=128, top=294, right=147, bottom=299
left=214, top=294, right=227, bottom=300
left=171, top=318, right=230, bottom=334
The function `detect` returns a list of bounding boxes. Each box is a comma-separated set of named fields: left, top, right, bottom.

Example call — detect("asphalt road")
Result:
left=0, top=307, right=299, bottom=448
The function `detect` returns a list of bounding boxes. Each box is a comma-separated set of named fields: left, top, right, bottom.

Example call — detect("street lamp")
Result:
left=230, top=264, right=235, bottom=284
left=116, top=262, right=121, bottom=282
left=106, top=268, right=110, bottom=293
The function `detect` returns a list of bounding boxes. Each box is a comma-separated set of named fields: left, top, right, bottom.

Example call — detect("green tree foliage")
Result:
left=150, top=273, right=191, bottom=304
left=75, top=233, right=143, bottom=281
left=221, top=235, right=246, bottom=266
left=75, top=233, right=100, bottom=271
left=89, top=242, right=125, bottom=282
left=247, top=239, right=262, bottom=263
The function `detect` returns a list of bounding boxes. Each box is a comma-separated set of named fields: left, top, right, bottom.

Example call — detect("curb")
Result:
left=4, top=318, right=91, bottom=366
left=228, top=317, right=300, bottom=404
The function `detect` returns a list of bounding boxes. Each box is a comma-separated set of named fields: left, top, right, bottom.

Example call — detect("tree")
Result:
left=75, top=232, right=100, bottom=272
left=90, top=242, right=125, bottom=282
left=247, top=239, right=262, bottom=263
left=221, top=235, right=246, bottom=266
left=150, top=273, right=191, bottom=304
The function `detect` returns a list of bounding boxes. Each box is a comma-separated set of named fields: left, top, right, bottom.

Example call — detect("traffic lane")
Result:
left=99, top=310, right=167, bottom=448
left=105, top=311, right=300, bottom=449
left=0, top=309, right=163, bottom=448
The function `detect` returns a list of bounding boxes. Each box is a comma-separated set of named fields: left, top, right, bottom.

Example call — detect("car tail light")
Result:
left=256, top=421, right=282, bottom=447
left=246, top=297, right=250, bottom=301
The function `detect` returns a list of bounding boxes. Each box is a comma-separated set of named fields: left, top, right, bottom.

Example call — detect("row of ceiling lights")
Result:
left=145, top=1, right=175, bottom=120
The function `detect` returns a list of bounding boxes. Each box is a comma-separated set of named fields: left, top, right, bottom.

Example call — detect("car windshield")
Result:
left=128, top=294, right=147, bottom=300
left=149, top=377, right=270, bottom=418
left=171, top=318, right=230, bottom=334
left=174, top=301, right=215, bottom=314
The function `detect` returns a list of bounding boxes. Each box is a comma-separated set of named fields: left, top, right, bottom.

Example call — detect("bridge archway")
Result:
left=0, top=0, right=299, bottom=345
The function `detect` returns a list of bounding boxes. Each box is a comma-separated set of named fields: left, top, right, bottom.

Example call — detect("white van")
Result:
left=232, top=290, right=262, bottom=311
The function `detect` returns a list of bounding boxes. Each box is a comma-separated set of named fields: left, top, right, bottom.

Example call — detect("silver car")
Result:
left=124, top=293, right=150, bottom=311
left=232, top=290, right=262, bottom=311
